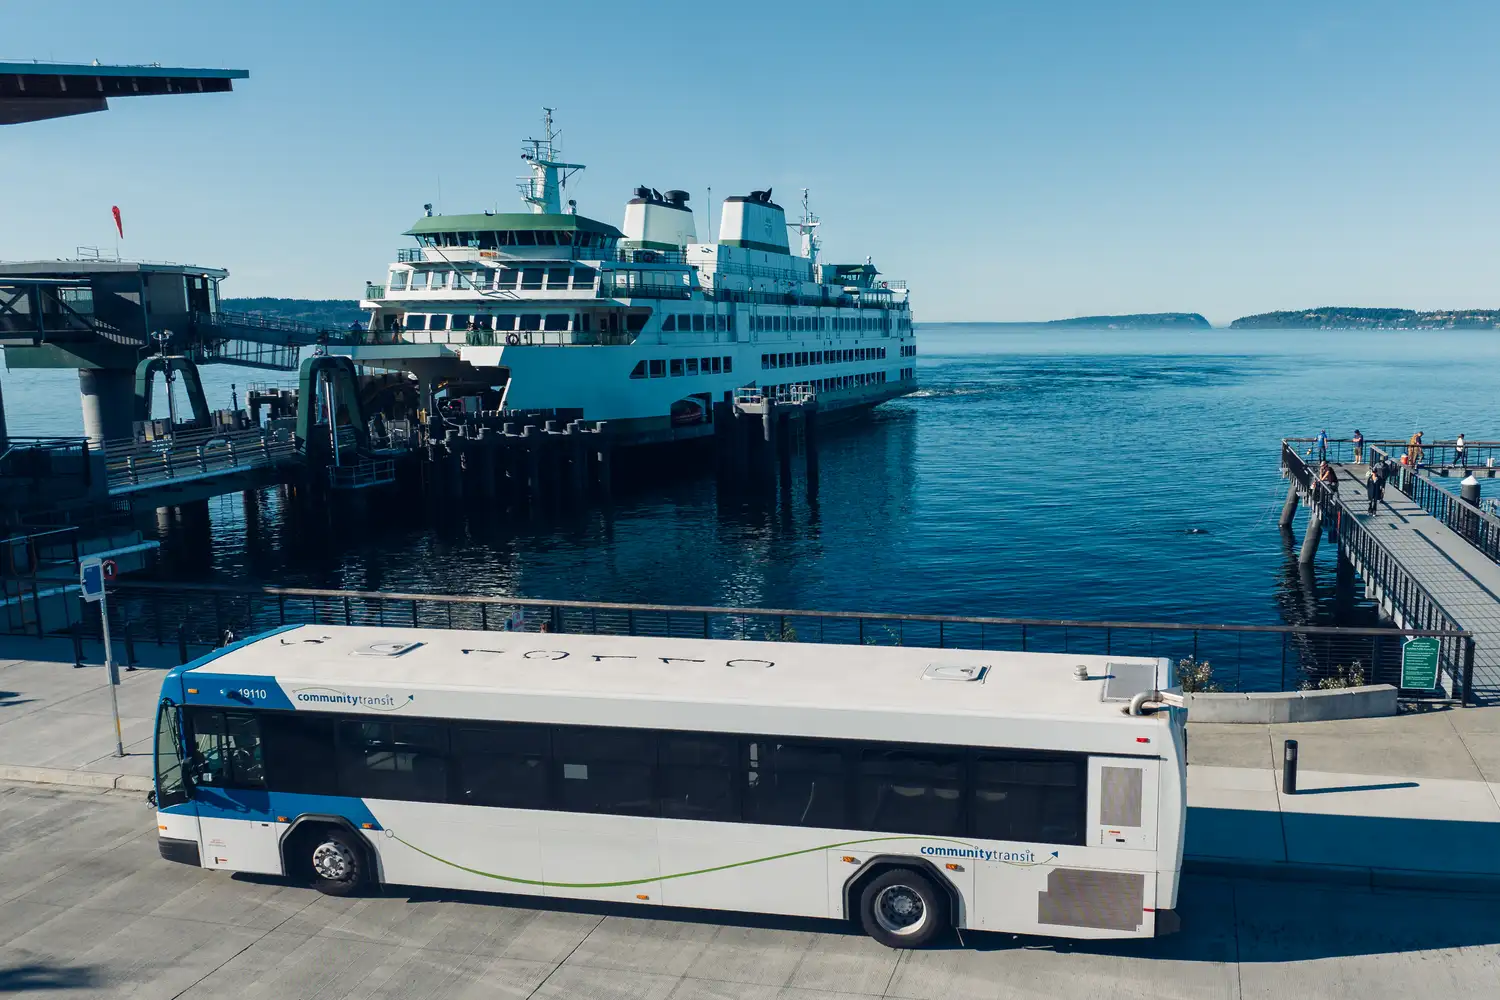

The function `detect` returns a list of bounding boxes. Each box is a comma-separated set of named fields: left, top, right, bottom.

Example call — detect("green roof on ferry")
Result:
left=404, top=213, right=624, bottom=238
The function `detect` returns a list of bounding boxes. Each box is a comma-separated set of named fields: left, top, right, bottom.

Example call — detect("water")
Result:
left=7, top=326, right=1500, bottom=681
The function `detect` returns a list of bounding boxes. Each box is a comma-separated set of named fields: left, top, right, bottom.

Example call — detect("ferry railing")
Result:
left=100, top=580, right=1474, bottom=701
left=1281, top=442, right=1476, bottom=702
left=102, top=427, right=297, bottom=494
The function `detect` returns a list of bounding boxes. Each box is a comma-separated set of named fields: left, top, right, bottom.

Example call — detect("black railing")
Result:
left=91, top=581, right=1472, bottom=699
left=1282, top=442, right=1477, bottom=702
left=1285, top=436, right=1500, bottom=470
left=1364, top=445, right=1500, bottom=567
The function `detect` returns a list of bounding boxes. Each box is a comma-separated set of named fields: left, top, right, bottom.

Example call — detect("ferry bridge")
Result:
left=1280, top=437, right=1500, bottom=704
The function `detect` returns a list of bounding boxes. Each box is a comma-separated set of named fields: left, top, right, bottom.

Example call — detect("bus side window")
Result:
left=553, top=726, right=655, bottom=816
left=337, top=720, right=449, bottom=803
left=260, top=713, right=337, bottom=794
left=742, top=739, right=847, bottom=829
left=856, top=746, right=964, bottom=836
left=659, top=733, right=737, bottom=822
left=971, top=754, right=1085, bottom=846
left=185, top=708, right=265, bottom=789
left=454, top=723, right=550, bottom=809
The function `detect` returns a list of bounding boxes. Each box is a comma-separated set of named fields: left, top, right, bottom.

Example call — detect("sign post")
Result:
left=1400, top=636, right=1442, bottom=691
left=80, top=558, right=125, bottom=758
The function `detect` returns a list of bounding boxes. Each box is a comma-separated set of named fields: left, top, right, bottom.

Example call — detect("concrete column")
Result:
left=1278, top=481, right=1300, bottom=529
left=0, top=376, right=9, bottom=450
left=1298, top=507, right=1323, bottom=564
left=78, top=368, right=136, bottom=445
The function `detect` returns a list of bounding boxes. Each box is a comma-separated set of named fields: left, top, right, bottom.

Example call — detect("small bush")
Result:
left=1177, top=656, right=1221, bottom=693
left=1303, top=661, right=1366, bottom=691
left=763, top=623, right=797, bottom=642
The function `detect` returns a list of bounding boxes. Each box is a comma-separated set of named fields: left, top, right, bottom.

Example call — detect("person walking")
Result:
left=1315, top=428, right=1329, bottom=462
left=1352, top=429, right=1365, bottom=464
left=1455, top=432, right=1467, bottom=469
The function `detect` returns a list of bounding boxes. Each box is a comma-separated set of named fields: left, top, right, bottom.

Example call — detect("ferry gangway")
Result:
left=102, top=425, right=297, bottom=496
left=1282, top=440, right=1483, bottom=702
left=89, top=580, right=1473, bottom=702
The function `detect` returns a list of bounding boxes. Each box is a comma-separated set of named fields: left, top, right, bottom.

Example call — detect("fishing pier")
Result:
left=1280, top=436, right=1500, bottom=704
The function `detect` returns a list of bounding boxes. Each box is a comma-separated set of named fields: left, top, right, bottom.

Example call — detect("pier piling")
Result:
left=1279, top=481, right=1300, bottom=528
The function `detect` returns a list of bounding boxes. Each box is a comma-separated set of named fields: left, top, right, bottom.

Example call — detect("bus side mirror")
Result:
left=146, top=789, right=157, bottom=808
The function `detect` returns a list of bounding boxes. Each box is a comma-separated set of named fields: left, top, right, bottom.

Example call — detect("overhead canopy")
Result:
left=404, top=213, right=624, bottom=238
left=0, top=61, right=248, bottom=125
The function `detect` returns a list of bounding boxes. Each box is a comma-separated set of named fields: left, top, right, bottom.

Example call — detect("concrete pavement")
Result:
left=6, top=781, right=1500, bottom=999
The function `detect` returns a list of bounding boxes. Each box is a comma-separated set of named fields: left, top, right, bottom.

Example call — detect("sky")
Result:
left=3, top=1, right=1498, bottom=324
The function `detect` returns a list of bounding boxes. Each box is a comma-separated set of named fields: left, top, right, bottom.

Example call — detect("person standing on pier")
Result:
left=1365, top=463, right=1384, bottom=514
left=1407, top=431, right=1424, bottom=469
left=1352, top=429, right=1365, bottom=464
left=1315, top=428, right=1329, bottom=461
left=1455, top=433, right=1467, bottom=468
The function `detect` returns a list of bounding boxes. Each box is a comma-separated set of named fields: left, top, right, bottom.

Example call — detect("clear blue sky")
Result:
left=4, top=1, right=1497, bottom=324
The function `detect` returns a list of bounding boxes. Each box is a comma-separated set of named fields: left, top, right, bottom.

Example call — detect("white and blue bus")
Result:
left=153, top=624, right=1186, bottom=947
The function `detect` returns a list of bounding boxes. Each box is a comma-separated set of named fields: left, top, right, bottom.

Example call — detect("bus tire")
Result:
left=307, top=828, right=366, bottom=896
left=857, top=868, right=946, bottom=948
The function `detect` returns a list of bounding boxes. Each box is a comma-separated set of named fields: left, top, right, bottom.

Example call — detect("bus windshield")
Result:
left=154, top=701, right=188, bottom=808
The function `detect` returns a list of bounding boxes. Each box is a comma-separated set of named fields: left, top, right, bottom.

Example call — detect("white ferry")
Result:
left=343, top=113, right=916, bottom=444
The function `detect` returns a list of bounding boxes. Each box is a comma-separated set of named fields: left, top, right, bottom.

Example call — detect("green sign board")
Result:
left=1401, top=637, right=1442, bottom=690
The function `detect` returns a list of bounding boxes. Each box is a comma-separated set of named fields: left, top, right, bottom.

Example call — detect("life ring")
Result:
left=506, top=333, right=521, bottom=346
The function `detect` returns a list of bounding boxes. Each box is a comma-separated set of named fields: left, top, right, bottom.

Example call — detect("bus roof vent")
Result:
left=1101, top=661, right=1157, bottom=702
left=352, top=640, right=424, bottom=657
left=922, top=663, right=987, bottom=683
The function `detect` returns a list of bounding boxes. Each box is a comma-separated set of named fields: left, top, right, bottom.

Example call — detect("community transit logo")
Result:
left=920, top=845, right=1058, bottom=866
left=293, top=687, right=414, bottom=712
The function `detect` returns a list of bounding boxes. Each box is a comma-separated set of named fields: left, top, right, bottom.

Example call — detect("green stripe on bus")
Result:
left=386, top=833, right=980, bottom=889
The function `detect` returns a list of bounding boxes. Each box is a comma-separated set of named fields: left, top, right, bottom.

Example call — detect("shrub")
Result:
left=1303, top=661, right=1366, bottom=691
left=1177, top=656, right=1221, bottom=693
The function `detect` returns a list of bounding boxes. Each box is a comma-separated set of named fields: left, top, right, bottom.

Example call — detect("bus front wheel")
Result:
left=858, top=868, right=946, bottom=948
left=307, top=829, right=365, bottom=897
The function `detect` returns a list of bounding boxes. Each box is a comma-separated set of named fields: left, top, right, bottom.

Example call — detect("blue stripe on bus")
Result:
left=162, top=787, right=380, bottom=829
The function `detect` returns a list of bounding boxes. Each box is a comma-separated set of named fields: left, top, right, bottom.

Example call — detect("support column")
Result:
left=1279, top=481, right=1300, bottom=528
left=1298, top=507, right=1323, bottom=564
left=79, top=368, right=136, bottom=445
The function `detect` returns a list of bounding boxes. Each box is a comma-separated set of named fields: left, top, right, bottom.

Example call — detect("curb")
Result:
left=0, top=764, right=153, bottom=793
left=1185, top=856, right=1500, bottom=895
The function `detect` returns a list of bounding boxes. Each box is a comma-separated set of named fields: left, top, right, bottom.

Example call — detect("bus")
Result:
left=151, top=624, right=1186, bottom=948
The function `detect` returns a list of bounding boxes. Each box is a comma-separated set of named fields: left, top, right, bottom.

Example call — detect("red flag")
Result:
left=111, top=205, right=123, bottom=239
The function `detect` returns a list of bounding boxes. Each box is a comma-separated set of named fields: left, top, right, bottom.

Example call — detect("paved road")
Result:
left=3, top=783, right=1500, bottom=999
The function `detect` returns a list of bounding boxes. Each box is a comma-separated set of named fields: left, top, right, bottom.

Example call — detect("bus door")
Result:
left=185, top=709, right=285, bottom=875
left=153, top=699, right=200, bottom=849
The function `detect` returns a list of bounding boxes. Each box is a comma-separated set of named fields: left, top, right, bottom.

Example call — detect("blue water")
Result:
left=7, top=325, right=1500, bottom=672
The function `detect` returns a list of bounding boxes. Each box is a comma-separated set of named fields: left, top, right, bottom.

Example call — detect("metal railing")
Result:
left=1364, top=445, right=1500, bottom=567
left=0, top=526, right=80, bottom=635
left=102, top=426, right=297, bottom=494
left=327, top=458, right=396, bottom=490
left=93, top=581, right=1473, bottom=699
left=365, top=284, right=386, bottom=300
left=1282, top=442, right=1476, bottom=701
left=1286, top=436, right=1500, bottom=469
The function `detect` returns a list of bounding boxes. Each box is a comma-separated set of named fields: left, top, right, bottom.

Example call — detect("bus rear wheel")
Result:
left=858, top=868, right=946, bottom=948
left=307, top=829, right=365, bottom=897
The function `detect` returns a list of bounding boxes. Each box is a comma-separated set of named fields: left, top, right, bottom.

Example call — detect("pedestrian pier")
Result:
left=1280, top=437, right=1500, bottom=704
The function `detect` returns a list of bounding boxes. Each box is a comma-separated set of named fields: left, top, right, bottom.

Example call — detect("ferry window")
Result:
left=496, top=314, right=516, bottom=331
left=554, top=726, right=655, bottom=816
left=337, top=720, right=449, bottom=804
left=743, top=739, right=847, bottom=829
left=429, top=314, right=450, bottom=332
left=722, top=356, right=732, bottom=372
left=185, top=709, right=265, bottom=789
left=516, top=230, right=537, bottom=246
left=580, top=313, right=591, bottom=332
left=686, top=358, right=699, bottom=375
left=573, top=267, right=597, bottom=287
left=522, top=269, right=544, bottom=290
left=664, top=316, right=676, bottom=331
left=971, top=753, right=1086, bottom=846
left=260, top=713, right=337, bottom=795
left=474, top=315, right=493, bottom=331
left=519, top=314, right=541, bottom=331
left=660, top=733, right=737, bottom=821
left=649, top=359, right=666, bottom=377
left=626, top=314, right=648, bottom=333
left=454, top=724, right=550, bottom=810
left=497, top=269, right=520, bottom=290
left=629, top=360, right=647, bottom=379
left=476, top=232, right=498, bottom=250
left=670, top=359, right=685, bottom=376
left=762, top=354, right=770, bottom=369
left=547, top=268, right=571, bottom=289
left=410, top=271, right=429, bottom=290
left=536, top=231, right=557, bottom=246
left=543, top=314, right=569, bottom=331
left=405, top=314, right=428, bottom=331
left=389, top=270, right=408, bottom=291
left=678, top=314, right=691, bottom=330
left=856, top=746, right=964, bottom=837
left=711, top=357, right=721, bottom=373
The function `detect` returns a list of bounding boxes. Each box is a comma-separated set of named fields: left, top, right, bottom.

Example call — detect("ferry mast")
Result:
left=518, top=107, right=585, bottom=214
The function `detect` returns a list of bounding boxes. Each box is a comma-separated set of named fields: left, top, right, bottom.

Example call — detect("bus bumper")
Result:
left=158, top=836, right=201, bottom=867
left=1154, top=909, right=1181, bottom=936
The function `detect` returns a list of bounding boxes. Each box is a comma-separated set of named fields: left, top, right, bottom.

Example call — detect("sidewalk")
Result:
left=3, top=636, right=1499, bottom=890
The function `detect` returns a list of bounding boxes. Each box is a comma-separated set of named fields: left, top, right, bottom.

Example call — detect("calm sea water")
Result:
left=7, top=325, right=1499, bottom=673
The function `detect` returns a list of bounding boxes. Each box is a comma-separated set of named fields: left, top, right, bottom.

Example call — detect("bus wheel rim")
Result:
left=873, top=884, right=927, bottom=935
left=312, top=841, right=355, bottom=881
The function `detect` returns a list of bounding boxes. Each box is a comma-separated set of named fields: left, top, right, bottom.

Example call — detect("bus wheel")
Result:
left=858, top=868, right=946, bottom=948
left=308, top=829, right=365, bottom=896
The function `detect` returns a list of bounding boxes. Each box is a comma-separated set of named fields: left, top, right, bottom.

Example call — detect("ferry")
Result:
left=343, top=112, right=916, bottom=445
